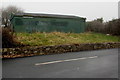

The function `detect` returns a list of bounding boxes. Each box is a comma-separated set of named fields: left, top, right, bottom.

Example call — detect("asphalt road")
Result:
left=2, top=48, right=119, bottom=78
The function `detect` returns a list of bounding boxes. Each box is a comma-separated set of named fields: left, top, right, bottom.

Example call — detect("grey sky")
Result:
left=118, top=1, right=120, bottom=18
left=2, top=2, right=118, bottom=22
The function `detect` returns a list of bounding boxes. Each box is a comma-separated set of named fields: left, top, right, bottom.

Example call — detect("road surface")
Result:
left=2, top=48, right=119, bottom=78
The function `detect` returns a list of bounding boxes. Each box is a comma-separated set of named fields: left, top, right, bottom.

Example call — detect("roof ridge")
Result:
left=13, top=13, right=86, bottom=19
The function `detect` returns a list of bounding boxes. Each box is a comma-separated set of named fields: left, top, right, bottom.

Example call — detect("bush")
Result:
left=86, top=18, right=120, bottom=36
left=2, top=27, right=20, bottom=48
left=86, top=20, right=105, bottom=33
left=105, top=19, right=120, bottom=35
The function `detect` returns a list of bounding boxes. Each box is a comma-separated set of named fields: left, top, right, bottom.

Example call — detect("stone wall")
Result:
left=2, top=42, right=120, bottom=58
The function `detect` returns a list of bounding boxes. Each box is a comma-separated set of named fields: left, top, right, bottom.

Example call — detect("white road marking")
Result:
left=87, top=56, right=98, bottom=59
left=35, top=56, right=98, bottom=66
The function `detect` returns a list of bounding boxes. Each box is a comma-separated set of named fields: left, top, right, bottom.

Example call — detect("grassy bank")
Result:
left=15, top=32, right=119, bottom=46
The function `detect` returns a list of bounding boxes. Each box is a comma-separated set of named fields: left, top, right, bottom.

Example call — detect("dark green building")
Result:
left=10, top=13, right=86, bottom=33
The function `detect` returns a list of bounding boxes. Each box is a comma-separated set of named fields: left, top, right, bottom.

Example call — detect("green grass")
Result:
left=15, top=32, right=119, bottom=46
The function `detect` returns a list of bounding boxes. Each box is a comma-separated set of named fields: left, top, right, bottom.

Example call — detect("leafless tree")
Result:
left=1, top=5, right=24, bottom=27
left=86, top=18, right=105, bottom=33
left=86, top=18, right=120, bottom=35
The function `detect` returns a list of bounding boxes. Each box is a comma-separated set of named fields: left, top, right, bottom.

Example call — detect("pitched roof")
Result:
left=13, top=13, right=86, bottom=20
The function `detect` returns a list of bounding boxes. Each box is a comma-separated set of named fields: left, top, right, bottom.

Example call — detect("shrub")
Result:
left=86, top=18, right=120, bottom=36
left=2, top=27, right=20, bottom=48
left=105, top=19, right=120, bottom=35
left=86, top=20, right=105, bottom=33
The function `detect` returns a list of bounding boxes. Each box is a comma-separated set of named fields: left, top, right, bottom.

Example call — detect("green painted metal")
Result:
left=11, top=14, right=86, bottom=33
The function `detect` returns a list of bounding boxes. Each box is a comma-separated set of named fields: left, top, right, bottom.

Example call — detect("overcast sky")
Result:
left=1, top=1, right=119, bottom=22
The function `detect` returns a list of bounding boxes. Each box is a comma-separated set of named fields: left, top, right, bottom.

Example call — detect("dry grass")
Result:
left=15, top=32, right=119, bottom=46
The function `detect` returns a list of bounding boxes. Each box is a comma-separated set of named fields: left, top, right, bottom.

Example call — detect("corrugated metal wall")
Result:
left=11, top=16, right=86, bottom=33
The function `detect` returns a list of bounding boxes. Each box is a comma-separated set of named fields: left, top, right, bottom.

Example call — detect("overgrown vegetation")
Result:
left=2, top=27, right=20, bottom=48
left=1, top=6, right=24, bottom=48
left=15, top=32, right=119, bottom=46
left=86, top=18, right=120, bottom=35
